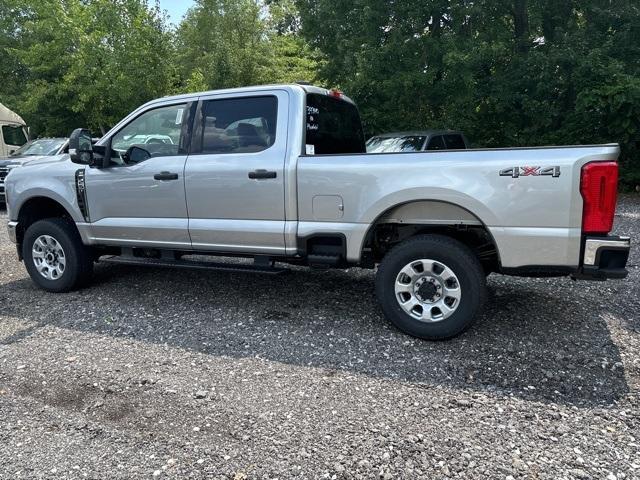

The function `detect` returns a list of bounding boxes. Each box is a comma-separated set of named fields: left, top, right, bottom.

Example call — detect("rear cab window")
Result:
left=305, top=93, right=365, bottom=155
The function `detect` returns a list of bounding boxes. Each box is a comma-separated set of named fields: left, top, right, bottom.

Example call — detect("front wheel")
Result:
left=376, top=235, right=486, bottom=340
left=22, top=218, right=93, bottom=292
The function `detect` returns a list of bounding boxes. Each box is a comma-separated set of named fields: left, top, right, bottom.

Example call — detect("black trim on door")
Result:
left=180, top=101, right=198, bottom=155
left=190, top=99, right=204, bottom=155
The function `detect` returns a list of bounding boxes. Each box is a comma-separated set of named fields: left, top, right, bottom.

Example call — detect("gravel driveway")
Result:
left=0, top=197, right=638, bottom=479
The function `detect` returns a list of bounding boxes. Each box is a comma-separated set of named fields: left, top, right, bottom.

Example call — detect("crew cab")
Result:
left=4, top=84, right=631, bottom=340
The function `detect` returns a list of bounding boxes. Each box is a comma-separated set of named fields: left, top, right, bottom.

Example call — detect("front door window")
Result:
left=110, top=104, right=187, bottom=164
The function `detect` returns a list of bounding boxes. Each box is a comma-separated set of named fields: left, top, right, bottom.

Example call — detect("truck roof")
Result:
left=147, top=84, right=357, bottom=107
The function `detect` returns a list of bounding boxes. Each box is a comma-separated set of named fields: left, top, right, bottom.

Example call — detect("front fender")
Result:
left=7, top=162, right=84, bottom=223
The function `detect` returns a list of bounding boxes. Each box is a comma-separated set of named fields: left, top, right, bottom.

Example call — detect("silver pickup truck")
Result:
left=4, top=84, right=631, bottom=340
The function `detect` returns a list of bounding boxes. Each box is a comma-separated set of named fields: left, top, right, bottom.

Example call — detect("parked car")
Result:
left=4, top=84, right=630, bottom=340
left=0, top=137, right=68, bottom=205
left=0, top=102, right=29, bottom=157
left=366, top=130, right=469, bottom=153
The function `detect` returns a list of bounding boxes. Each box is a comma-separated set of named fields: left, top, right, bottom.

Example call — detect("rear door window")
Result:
left=305, top=94, right=365, bottom=155
left=426, top=135, right=446, bottom=150
left=444, top=134, right=466, bottom=150
left=199, top=96, right=277, bottom=154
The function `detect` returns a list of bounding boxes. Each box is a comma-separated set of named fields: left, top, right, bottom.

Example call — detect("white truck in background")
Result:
left=0, top=102, right=28, bottom=157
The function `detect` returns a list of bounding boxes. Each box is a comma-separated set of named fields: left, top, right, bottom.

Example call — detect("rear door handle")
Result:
left=248, top=169, right=277, bottom=180
left=154, top=171, right=179, bottom=181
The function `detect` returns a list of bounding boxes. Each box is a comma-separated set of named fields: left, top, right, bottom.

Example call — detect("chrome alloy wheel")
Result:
left=394, top=259, right=462, bottom=322
left=32, top=235, right=66, bottom=280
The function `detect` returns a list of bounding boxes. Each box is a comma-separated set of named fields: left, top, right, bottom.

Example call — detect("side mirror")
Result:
left=122, top=145, right=151, bottom=164
left=69, top=128, right=94, bottom=165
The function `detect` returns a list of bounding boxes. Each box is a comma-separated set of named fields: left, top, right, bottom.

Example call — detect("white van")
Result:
left=0, top=102, right=28, bottom=157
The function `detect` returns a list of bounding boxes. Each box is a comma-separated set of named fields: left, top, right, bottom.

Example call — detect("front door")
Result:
left=84, top=102, right=193, bottom=248
left=184, top=91, right=289, bottom=255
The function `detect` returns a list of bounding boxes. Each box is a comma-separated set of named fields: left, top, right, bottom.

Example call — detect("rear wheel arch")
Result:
left=360, top=200, right=502, bottom=272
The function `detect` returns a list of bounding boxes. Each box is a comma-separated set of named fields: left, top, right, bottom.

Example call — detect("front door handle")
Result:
left=154, top=171, right=179, bottom=181
left=248, top=169, right=277, bottom=180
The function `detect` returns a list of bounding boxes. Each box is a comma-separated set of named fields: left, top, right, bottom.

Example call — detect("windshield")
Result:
left=366, top=136, right=426, bottom=153
left=11, top=138, right=66, bottom=156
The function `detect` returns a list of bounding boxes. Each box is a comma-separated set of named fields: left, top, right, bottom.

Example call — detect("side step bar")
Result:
left=99, top=255, right=289, bottom=275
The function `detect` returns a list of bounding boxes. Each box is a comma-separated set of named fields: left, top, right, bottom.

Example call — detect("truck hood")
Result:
left=0, top=154, right=68, bottom=168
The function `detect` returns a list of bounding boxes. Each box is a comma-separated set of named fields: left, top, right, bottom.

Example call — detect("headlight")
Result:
left=6, top=163, right=22, bottom=171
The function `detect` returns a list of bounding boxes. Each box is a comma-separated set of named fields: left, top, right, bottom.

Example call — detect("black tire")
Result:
left=22, top=218, right=93, bottom=292
left=376, top=234, right=486, bottom=340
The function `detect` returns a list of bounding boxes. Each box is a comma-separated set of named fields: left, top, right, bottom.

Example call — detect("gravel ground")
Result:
left=0, top=196, right=638, bottom=479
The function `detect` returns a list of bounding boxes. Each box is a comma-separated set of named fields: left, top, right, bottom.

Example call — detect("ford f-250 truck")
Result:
left=4, top=84, right=631, bottom=340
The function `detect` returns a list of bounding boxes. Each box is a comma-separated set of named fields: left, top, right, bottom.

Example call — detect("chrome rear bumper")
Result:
left=574, top=236, right=631, bottom=280
left=584, top=237, right=631, bottom=266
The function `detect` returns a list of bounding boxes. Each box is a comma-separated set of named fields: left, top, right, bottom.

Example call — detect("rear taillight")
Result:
left=580, top=161, right=618, bottom=234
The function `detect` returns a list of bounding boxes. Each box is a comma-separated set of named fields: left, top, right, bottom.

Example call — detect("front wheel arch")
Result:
left=16, top=196, right=77, bottom=247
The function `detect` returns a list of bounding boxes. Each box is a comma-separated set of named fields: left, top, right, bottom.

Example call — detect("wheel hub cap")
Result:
left=394, top=259, right=462, bottom=323
left=414, top=276, right=441, bottom=303
left=32, top=234, right=66, bottom=280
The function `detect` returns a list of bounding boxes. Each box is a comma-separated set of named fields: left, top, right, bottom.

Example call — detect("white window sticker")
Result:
left=175, top=108, right=184, bottom=125
left=305, top=144, right=315, bottom=155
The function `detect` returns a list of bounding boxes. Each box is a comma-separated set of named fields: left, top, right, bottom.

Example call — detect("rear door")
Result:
left=184, top=90, right=289, bottom=254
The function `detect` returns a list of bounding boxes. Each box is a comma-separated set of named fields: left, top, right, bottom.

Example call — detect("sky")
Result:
left=157, top=0, right=195, bottom=24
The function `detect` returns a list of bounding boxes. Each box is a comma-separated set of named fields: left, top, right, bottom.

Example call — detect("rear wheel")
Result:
left=376, top=235, right=486, bottom=340
left=22, top=218, right=93, bottom=292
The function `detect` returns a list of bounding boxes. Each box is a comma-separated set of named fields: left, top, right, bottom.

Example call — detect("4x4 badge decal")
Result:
left=500, top=166, right=561, bottom=178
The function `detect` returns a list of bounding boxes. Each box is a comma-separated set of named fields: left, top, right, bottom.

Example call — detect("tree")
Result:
left=175, top=0, right=269, bottom=90
left=296, top=0, right=640, bottom=187
left=174, top=0, right=322, bottom=91
left=1, top=0, right=175, bottom=136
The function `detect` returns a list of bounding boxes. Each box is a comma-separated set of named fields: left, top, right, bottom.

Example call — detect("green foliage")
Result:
left=0, top=0, right=322, bottom=136
left=173, top=0, right=322, bottom=90
left=296, top=0, right=640, bottom=188
left=175, top=0, right=270, bottom=89
left=0, top=0, right=638, bottom=187
left=1, top=0, right=174, bottom=136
